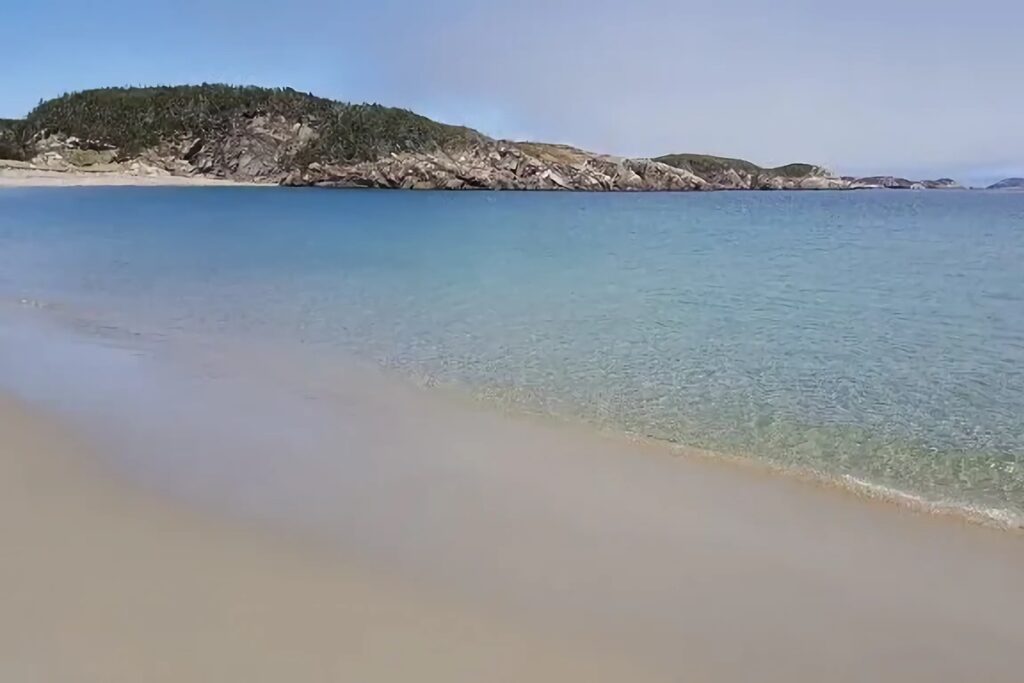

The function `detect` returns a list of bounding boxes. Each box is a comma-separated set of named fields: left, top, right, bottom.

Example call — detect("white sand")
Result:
left=0, top=163, right=268, bottom=187
left=0, top=394, right=649, bottom=682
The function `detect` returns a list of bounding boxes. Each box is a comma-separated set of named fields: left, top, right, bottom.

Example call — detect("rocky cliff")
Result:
left=286, top=142, right=711, bottom=191
left=0, top=85, right=960, bottom=192
left=653, top=154, right=848, bottom=190
left=843, top=176, right=963, bottom=190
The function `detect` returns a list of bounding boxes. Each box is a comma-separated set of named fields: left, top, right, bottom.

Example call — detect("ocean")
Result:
left=1, top=187, right=1022, bottom=523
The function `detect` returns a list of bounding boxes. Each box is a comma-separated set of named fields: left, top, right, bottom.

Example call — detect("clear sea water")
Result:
left=1, top=187, right=1023, bottom=520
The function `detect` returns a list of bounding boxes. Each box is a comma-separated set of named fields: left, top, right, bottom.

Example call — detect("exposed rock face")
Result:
left=30, top=135, right=120, bottom=170
left=18, top=129, right=972, bottom=193
left=987, top=178, right=1024, bottom=190
left=137, top=115, right=318, bottom=182
left=699, top=167, right=849, bottom=191
left=849, top=176, right=916, bottom=189
left=282, top=143, right=707, bottom=191
left=289, top=145, right=854, bottom=191
left=654, top=154, right=847, bottom=190
left=919, top=178, right=963, bottom=189
left=16, top=130, right=717, bottom=190
left=845, top=176, right=964, bottom=190
left=791, top=175, right=849, bottom=190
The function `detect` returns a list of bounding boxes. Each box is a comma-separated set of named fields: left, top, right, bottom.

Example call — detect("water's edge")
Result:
left=3, top=299, right=1021, bottom=532
left=3, top=187, right=1022, bottom=529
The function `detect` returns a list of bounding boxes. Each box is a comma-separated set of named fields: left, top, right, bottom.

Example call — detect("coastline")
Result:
left=0, top=164, right=992, bottom=191
left=621, top=430, right=1024, bottom=531
left=4, top=295, right=1021, bottom=533
left=2, top=309, right=1024, bottom=682
left=429, top=374, right=1024, bottom=532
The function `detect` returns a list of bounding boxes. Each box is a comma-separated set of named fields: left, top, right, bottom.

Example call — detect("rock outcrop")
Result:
left=283, top=143, right=707, bottom=191
left=18, top=129, right=851, bottom=192
left=20, top=129, right=845, bottom=191
left=918, top=178, right=963, bottom=189
left=844, top=176, right=964, bottom=190
left=136, top=115, right=318, bottom=183
left=653, top=154, right=847, bottom=190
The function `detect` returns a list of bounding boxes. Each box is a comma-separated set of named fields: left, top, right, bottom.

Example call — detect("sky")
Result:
left=3, top=0, right=1022, bottom=186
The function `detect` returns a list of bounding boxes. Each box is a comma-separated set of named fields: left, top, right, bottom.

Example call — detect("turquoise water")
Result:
left=2, top=187, right=1023, bottom=518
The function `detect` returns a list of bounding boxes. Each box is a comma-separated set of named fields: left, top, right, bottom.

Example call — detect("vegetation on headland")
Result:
left=0, top=118, right=27, bottom=160
left=654, top=153, right=819, bottom=180
left=7, top=84, right=483, bottom=164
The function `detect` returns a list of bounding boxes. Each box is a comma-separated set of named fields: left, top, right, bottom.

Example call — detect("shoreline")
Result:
left=5, top=294, right=1022, bottom=534
left=3, top=308, right=1024, bottom=681
left=651, top=433, right=1024, bottom=531
left=415, top=374, right=1024, bottom=532
left=0, top=162, right=998, bottom=191
left=618, top=429, right=1024, bottom=532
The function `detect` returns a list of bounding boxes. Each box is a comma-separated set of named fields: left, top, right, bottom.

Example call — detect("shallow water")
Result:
left=1, top=187, right=1022, bottom=517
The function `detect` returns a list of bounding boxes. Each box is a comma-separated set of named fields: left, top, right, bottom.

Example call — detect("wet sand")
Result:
left=1, top=313, right=1023, bottom=681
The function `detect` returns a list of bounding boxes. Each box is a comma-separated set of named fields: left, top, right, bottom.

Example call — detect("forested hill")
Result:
left=0, top=85, right=957, bottom=191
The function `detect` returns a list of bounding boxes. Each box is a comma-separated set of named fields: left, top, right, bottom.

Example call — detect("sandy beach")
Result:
left=0, top=393, right=650, bottom=683
left=0, top=162, right=266, bottom=187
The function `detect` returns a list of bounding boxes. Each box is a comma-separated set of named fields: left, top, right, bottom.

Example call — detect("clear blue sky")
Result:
left=4, top=0, right=1022, bottom=185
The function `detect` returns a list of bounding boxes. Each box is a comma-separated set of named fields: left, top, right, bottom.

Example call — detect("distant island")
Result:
left=0, top=84, right=966, bottom=191
left=987, top=178, right=1024, bottom=190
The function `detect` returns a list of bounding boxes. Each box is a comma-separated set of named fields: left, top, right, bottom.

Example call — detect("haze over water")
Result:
left=1, top=187, right=1022, bottom=520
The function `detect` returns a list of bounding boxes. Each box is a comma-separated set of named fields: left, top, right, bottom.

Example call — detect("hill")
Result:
left=8, top=85, right=484, bottom=178
left=987, top=178, right=1024, bottom=190
left=2, top=85, right=715, bottom=189
left=0, top=84, right=948, bottom=191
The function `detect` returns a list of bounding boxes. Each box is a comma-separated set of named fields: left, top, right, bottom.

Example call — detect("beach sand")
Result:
left=0, top=162, right=266, bottom=187
left=0, top=394, right=652, bottom=683
left=4, top=386, right=1024, bottom=682
left=2, top=311, right=1023, bottom=681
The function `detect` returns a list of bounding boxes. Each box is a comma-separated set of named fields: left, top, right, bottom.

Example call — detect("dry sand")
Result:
left=0, top=162, right=267, bottom=187
left=0, top=394, right=652, bottom=683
